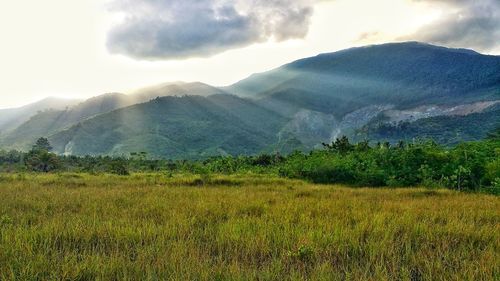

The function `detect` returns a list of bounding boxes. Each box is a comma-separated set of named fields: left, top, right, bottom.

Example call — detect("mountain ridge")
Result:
left=0, top=97, right=81, bottom=134
left=0, top=42, right=498, bottom=157
left=0, top=82, right=228, bottom=150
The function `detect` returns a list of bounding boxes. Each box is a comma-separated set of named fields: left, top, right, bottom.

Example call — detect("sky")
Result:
left=0, top=0, right=499, bottom=109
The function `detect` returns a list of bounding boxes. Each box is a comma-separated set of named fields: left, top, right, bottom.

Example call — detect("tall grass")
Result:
left=0, top=173, right=498, bottom=280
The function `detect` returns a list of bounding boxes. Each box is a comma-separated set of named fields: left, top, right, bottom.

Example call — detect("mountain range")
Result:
left=0, top=97, right=81, bottom=134
left=0, top=42, right=498, bottom=159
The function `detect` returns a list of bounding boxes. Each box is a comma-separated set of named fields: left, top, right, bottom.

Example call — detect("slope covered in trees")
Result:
left=0, top=42, right=498, bottom=157
left=354, top=105, right=500, bottom=146
left=230, top=42, right=500, bottom=116
left=0, top=97, right=80, bottom=134
left=49, top=95, right=288, bottom=159
left=0, top=83, right=228, bottom=151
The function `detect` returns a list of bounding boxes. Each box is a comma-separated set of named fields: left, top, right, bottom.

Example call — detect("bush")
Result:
left=0, top=136, right=498, bottom=191
left=25, top=151, right=60, bottom=173
left=485, top=159, right=500, bottom=186
left=280, top=138, right=500, bottom=190
left=110, top=159, right=130, bottom=176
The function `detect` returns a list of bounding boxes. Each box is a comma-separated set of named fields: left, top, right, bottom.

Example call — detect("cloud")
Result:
left=106, top=0, right=317, bottom=60
left=405, top=0, right=500, bottom=52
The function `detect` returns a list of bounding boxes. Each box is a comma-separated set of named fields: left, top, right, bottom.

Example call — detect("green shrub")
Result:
left=110, top=159, right=130, bottom=176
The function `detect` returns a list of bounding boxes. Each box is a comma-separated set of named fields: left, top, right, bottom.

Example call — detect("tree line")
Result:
left=0, top=132, right=499, bottom=192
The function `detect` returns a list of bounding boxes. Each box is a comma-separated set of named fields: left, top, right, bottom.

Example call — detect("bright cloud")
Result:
left=0, top=0, right=498, bottom=108
left=107, top=0, right=318, bottom=59
left=405, top=0, right=500, bottom=52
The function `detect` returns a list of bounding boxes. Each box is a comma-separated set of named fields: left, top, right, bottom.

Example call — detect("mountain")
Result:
left=50, top=95, right=287, bottom=159
left=131, top=81, right=227, bottom=99
left=1, top=42, right=499, bottom=157
left=228, top=41, right=500, bottom=147
left=230, top=42, right=499, bottom=116
left=0, top=82, right=227, bottom=150
left=0, top=97, right=80, bottom=134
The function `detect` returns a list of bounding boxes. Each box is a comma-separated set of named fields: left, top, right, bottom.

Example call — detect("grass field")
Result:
left=0, top=173, right=498, bottom=280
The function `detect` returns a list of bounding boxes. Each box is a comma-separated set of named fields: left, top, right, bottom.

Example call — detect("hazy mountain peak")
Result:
left=228, top=42, right=500, bottom=105
left=131, top=81, right=228, bottom=100
left=0, top=97, right=81, bottom=134
left=333, top=41, right=482, bottom=56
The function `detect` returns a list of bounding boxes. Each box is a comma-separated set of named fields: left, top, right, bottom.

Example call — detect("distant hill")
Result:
left=131, top=81, right=227, bottom=99
left=1, top=42, right=499, bottom=157
left=0, top=82, right=226, bottom=150
left=0, top=97, right=80, bottom=134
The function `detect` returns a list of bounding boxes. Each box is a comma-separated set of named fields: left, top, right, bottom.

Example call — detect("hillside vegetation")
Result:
left=0, top=97, right=80, bottom=134
left=49, top=95, right=288, bottom=158
left=1, top=42, right=498, bottom=157
left=0, top=83, right=225, bottom=151
left=232, top=42, right=500, bottom=111
left=0, top=174, right=498, bottom=280
left=1, top=133, right=499, bottom=192
left=355, top=105, right=500, bottom=146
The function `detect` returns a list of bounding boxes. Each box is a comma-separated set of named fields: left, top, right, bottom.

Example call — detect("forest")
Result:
left=1, top=128, right=499, bottom=193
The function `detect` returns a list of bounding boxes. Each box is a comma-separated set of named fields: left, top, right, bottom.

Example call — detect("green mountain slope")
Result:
left=0, top=83, right=227, bottom=150
left=1, top=42, right=499, bottom=157
left=230, top=42, right=500, bottom=117
left=354, top=105, right=500, bottom=146
left=50, top=95, right=288, bottom=159
left=0, top=97, right=80, bottom=134
left=228, top=42, right=500, bottom=149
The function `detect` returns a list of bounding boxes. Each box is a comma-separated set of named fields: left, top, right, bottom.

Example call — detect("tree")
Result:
left=487, top=127, right=500, bottom=140
left=322, top=136, right=354, bottom=155
left=26, top=151, right=60, bottom=172
left=130, top=152, right=148, bottom=161
left=26, top=138, right=59, bottom=172
left=356, top=139, right=371, bottom=151
left=110, top=159, right=130, bottom=175
left=32, top=137, right=53, bottom=152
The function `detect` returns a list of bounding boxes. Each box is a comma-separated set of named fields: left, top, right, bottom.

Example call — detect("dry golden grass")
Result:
left=0, top=173, right=498, bottom=280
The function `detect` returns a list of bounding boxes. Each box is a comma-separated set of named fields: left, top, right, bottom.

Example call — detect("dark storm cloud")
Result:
left=106, top=0, right=316, bottom=60
left=406, top=0, right=500, bottom=52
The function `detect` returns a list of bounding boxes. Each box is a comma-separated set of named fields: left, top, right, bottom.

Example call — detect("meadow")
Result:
left=0, top=173, right=498, bottom=280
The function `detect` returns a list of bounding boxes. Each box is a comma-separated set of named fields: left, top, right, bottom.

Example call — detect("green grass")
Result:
left=0, top=173, right=498, bottom=280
